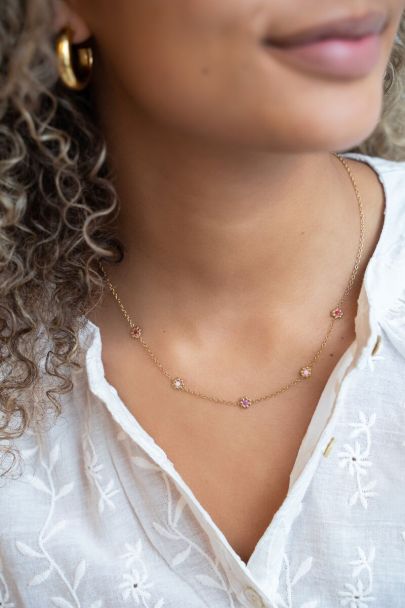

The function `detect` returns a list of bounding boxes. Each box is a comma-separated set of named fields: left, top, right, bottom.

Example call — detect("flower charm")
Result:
left=130, top=325, right=143, bottom=339
left=171, top=377, right=185, bottom=391
left=331, top=306, right=344, bottom=319
left=238, top=396, right=252, bottom=409
left=300, top=366, right=312, bottom=379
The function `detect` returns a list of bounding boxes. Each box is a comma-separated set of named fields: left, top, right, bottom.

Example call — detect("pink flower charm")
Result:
left=130, top=325, right=143, bottom=339
left=238, top=397, right=252, bottom=409
left=330, top=306, right=344, bottom=319
left=171, top=377, right=185, bottom=391
left=300, top=366, right=312, bottom=379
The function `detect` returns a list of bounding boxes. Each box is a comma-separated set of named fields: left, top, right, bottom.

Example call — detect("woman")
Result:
left=1, top=0, right=405, bottom=606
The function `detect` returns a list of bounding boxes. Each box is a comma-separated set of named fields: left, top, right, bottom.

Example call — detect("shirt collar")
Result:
left=342, top=152, right=405, bottom=361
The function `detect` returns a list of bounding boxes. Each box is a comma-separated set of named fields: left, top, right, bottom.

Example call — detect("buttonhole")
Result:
left=323, top=437, right=335, bottom=458
left=371, top=335, right=382, bottom=357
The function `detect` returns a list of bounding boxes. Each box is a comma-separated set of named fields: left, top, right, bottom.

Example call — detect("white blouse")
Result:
left=1, top=151, right=405, bottom=608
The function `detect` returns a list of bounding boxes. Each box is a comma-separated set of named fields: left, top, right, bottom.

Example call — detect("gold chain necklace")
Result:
left=98, top=152, right=365, bottom=409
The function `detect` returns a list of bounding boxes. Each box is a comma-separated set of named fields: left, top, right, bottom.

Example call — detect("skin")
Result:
left=56, top=0, right=404, bottom=563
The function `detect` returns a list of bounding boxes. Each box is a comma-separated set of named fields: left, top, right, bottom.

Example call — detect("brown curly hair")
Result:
left=1, top=0, right=405, bottom=476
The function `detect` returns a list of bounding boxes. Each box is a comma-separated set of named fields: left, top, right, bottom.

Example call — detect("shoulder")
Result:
left=342, top=152, right=405, bottom=257
left=344, top=154, right=405, bottom=359
left=342, top=152, right=405, bottom=214
left=343, top=151, right=405, bottom=176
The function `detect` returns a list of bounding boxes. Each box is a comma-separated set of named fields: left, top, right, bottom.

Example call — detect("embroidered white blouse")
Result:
left=1, top=151, right=405, bottom=608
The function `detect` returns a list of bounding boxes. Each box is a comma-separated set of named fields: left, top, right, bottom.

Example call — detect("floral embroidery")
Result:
left=339, top=581, right=374, bottom=608
left=132, top=456, right=237, bottom=607
left=120, top=570, right=154, bottom=604
left=15, top=438, right=103, bottom=608
left=338, top=411, right=377, bottom=508
left=119, top=539, right=164, bottom=607
left=338, top=443, right=372, bottom=478
left=83, top=431, right=120, bottom=513
left=272, top=555, right=318, bottom=608
left=0, top=562, right=15, bottom=608
left=338, top=546, right=375, bottom=607
left=82, top=398, right=120, bottom=514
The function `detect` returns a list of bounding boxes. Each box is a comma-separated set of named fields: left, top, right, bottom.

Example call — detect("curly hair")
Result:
left=1, top=0, right=405, bottom=476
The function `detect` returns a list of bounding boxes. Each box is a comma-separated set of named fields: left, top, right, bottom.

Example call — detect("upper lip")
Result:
left=264, top=11, right=388, bottom=47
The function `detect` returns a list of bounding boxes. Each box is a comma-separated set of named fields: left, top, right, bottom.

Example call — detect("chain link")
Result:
left=98, top=152, right=365, bottom=408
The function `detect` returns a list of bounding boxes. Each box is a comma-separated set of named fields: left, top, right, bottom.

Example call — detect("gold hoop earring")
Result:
left=55, top=27, right=94, bottom=91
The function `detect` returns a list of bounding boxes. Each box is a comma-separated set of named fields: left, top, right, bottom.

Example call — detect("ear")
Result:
left=53, top=0, right=92, bottom=43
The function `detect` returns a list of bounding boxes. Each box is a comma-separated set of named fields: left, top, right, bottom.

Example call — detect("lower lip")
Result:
left=264, top=34, right=382, bottom=78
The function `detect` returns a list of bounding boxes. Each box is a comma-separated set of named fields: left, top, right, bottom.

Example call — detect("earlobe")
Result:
left=53, top=0, right=92, bottom=43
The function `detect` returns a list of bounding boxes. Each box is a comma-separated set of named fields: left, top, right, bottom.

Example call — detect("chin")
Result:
left=320, top=111, right=382, bottom=152
left=248, top=63, right=386, bottom=153
left=279, top=97, right=383, bottom=153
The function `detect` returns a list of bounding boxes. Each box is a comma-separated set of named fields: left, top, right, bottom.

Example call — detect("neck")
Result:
left=96, top=95, right=359, bottom=328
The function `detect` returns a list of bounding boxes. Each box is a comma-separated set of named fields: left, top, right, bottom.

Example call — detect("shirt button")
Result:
left=244, top=586, right=266, bottom=607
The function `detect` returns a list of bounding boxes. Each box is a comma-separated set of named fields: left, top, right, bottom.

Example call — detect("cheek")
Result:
left=91, top=0, right=402, bottom=152
left=92, top=0, right=266, bottom=133
left=243, top=48, right=388, bottom=152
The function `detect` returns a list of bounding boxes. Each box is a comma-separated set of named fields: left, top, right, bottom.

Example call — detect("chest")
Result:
left=4, top=330, right=405, bottom=607
left=99, top=338, right=352, bottom=564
